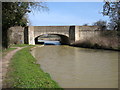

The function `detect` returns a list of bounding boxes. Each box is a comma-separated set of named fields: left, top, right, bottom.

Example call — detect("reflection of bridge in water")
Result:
left=38, top=40, right=61, bottom=45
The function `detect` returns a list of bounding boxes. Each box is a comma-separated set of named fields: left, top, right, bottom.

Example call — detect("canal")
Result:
left=31, top=45, right=118, bottom=88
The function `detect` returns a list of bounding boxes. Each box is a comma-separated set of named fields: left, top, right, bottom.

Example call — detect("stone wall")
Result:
left=8, top=25, right=101, bottom=45
left=34, top=26, right=70, bottom=38
left=78, top=26, right=100, bottom=41
left=8, top=26, right=24, bottom=45
left=69, top=26, right=75, bottom=43
left=73, top=29, right=119, bottom=50
left=28, top=26, right=35, bottom=45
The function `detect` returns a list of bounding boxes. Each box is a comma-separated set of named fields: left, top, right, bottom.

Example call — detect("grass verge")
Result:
left=11, top=44, right=33, bottom=47
left=2, top=48, right=17, bottom=57
left=4, top=46, right=61, bottom=88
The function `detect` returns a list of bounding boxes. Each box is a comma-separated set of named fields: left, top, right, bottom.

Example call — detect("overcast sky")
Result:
left=28, top=2, right=109, bottom=26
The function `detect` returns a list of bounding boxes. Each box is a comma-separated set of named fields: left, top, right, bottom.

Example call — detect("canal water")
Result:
left=31, top=45, right=118, bottom=88
left=38, top=40, right=61, bottom=45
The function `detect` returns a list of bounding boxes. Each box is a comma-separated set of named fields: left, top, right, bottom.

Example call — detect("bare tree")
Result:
left=103, top=1, right=120, bottom=31
left=93, top=20, right=107, bottom=30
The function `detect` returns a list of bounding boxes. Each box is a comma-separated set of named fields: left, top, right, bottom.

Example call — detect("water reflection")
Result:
left=38, top=40, right=61, bottom=45
left=31, top=46, right=118, bottom=88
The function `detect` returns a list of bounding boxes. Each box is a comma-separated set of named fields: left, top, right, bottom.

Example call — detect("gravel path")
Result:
left=0, top=47, right=24, bottom=89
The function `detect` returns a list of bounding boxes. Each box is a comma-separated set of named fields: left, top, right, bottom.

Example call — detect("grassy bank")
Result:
left=11, top=44, right=33, bottom=47
left=2, top=44, right=32, bottom=57
left=3, top=46, right=61, bottom=88
left=2, top=48, right=17, bottom=57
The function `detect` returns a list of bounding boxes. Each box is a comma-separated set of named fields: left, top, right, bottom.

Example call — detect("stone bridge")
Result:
left=9, top=25, right=100, bottom=45
left=25, top=26, right=80, bottom=45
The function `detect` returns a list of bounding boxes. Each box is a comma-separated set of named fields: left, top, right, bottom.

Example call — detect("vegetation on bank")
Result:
left=3, top=46, right=61, bottom=88
left=72, top=36, right=120, bottom=51
left=2, top=44, right=32, bottom=57
left=2, top=2, right=48, bottom=48
left=11, top=44, right=34, bottom=47
left=72, top=30, right=120, bottom=51
left=2, top=48, right=16, bottom=57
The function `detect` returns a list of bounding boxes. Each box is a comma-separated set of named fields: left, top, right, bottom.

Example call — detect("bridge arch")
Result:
left=27, top=26, right=80, bottom=45
left=34, top=33, right=70, bottom=45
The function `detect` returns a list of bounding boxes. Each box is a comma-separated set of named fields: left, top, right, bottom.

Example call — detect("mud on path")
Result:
left=0, top=47, right=24, bottom=88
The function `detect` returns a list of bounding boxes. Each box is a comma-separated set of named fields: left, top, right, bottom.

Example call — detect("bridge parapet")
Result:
left=34, top=26, right=69, bottom=35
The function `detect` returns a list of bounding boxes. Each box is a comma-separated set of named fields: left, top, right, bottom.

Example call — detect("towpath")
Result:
left=0, top=47, right=24, bottom=88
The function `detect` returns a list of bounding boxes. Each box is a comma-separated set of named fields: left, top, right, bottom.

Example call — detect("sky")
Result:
left=28, top=2, right=110, bottom=26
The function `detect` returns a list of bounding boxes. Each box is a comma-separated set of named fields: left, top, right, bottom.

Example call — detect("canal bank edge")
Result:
left=70, top=42, right=120, bottom=51
left=3, top=46, right=62, bottom=88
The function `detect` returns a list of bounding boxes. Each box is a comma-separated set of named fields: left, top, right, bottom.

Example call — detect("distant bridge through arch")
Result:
left=35, top=34, right=70, bottom=45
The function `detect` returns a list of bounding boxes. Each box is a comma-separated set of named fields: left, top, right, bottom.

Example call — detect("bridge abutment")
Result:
left=69, top=26, right=75, bottom=44
left=28, top=26, right=35, bottom=45
left=75, top=26, right=80, bottom=41
left=69, top=26, right=80, bottom=44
